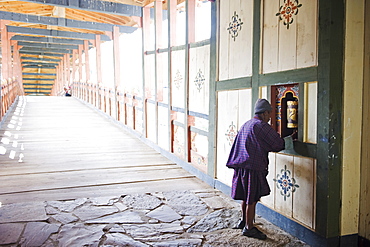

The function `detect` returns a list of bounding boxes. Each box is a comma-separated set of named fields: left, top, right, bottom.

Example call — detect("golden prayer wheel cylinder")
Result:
left=287, top=101, right=298, bottom=128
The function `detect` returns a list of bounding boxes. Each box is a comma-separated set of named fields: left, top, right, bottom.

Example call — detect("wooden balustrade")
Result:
left=1, top=79, right=23, bottom=121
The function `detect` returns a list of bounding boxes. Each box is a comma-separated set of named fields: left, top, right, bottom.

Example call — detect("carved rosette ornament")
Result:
left=276, top=0, right=302, bottom=29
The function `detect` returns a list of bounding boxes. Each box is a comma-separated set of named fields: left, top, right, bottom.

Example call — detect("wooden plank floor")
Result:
left=0, top=96, right=211, bottom=205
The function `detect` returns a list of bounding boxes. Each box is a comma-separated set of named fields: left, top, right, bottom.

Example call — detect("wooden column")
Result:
left=187, top=0, right=196, bottom=43
left=113, top=26, right=121, bottom=120
left=142, top=6, right=151, bottom=138
left=1, top=20, right=10, bottom=82
left=78, top=44, right=83, bottom=99
left=66, top=54, right=70, bottom=87
left=207, top=0, right=217, bottom=177
left=12, top=42, right=23, bottom=94
left=72, top=49, right=77, bottom=96
left=95, top=35, right=102, bottom=109
left=183, top=0, right=196, bottom=161
left=168, top=0, right=177, bottom=154
left=156, top=0, right=163, bottom=102
left=84, top=40, right=91, bottom=103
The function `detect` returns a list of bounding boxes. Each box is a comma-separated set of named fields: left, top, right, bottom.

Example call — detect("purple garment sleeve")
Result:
left=226, top=117, right=285, bottom=171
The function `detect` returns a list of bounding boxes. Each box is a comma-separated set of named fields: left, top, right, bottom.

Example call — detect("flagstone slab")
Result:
left=163, top=191, right=208, bottom=216
left=57, top=223, right=105, bottom=247
left=122, top=194, right=162, bottom=210
left=73, top=205, right=119, bottom=221
left=47, top=198, right=87, bottom=213
left=103, top=233, right=149, bottom=247
left=201, top=196, right=233, bottom=210
left=0, top=202, right=47, bottom=223
left=0, top=223, right=24, bottom=245
left=188, top=208, right=240, bottom=232
left=50, top=213, right=78, bottom=224
left=149, top=238, right=203, bottom=247
left=19, top=222, right=60, bottom=247
left=86, top=210, right=145, bottom=224
left=89, top=196, right=120, bottom=206
left=146, top=205, right=182, bottom=223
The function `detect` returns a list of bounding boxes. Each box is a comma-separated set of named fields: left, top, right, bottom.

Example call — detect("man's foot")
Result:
left=242, top=227, right=267, bottom=240
left=232, top=219, right=245, bottom=229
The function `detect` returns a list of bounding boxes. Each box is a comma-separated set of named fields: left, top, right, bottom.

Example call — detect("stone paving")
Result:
left=0, top=189, right=309, bottom=246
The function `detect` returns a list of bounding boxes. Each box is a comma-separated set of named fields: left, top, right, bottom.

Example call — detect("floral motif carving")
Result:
left=225, top=121, right=237, bottom=146
left=174, top=70, right=183, bottom=90
left=227, top=11, right=243, bottom=41
left=194, top=69, right=205, bottom=92
left=276, top=0, right=302, bottom=29
left=274, top=165, right=299, bottom=201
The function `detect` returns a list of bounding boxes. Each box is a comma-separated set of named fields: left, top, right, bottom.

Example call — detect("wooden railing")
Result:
left=71, top=81, right=209, bottom=172
left=1, top=79, right=23, bottom=121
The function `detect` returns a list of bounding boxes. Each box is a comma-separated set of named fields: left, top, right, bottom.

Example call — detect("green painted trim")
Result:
left=171, top=45, right=187, bottom=51
left=251, top=0, right=262, bottom=112
left=141, top=13, right=147, bottom=138
left=207, top=0, right=217, bottom=177
left=189, top=39, right=211, bottom=48
left=167, top=0, right=173, bottom=153
left=316, top=0, right=345, bottom=238
left=184, top=0, right=190, bottom=162
left=216, top=76, right=252, bottom=91
left=298, top=82, right=305, bottom=142
left=259, top=67, right=318, bottom=86
left=154, top=1, right=159, bottom=145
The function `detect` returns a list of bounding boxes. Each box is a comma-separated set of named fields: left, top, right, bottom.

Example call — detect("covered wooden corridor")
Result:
left=0, top=96, right=210, bottom=205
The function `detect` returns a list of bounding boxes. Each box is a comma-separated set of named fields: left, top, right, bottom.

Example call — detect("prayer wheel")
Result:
left=287, top=100, right=298, bottom=128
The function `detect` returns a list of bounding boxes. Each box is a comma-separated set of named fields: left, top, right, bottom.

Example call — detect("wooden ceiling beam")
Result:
left=21, top=57, right=61, bottom=62
left=18, top=0, right=142, bottom=17
left=18, top=41, right=78, bottom=50
left=7, top=26, right=112, bottom=41
left=19, top=51, right=65, bottom=57
left=12, top=36, right=86, bottom=45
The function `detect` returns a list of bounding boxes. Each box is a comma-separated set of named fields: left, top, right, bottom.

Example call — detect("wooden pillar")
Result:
left=66, top=54, right=70, bottom=87
left=168, top=0, right=177, bottom=153
left=72, top=49, right=77, bottom=96
left=143, top=6, right=151, bottom=138
left=12, top=42, right=23, bottom=95
left=187, top=0, right=196, bottom=44
left=113, top=26, right=121, bottom=120
left=1, top=20, right=10, bottom=82
left=169, top=0, right=177, bottom=46
left=156, top=0, right=163, bottom=103
left=95, top=35, right=102, bottom=109
left=84, top=40, right=90, bottom=103
left=183, top=0, right=196, bottom=161
left=78, top=44, right=83, bottom=99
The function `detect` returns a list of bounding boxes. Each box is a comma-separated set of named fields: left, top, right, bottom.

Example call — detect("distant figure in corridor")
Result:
left=64, top=87, right=72, bottom=97
left=226, top=99, right=285, bottom=240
